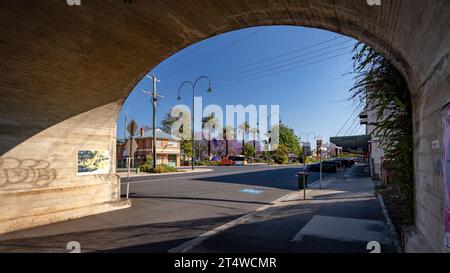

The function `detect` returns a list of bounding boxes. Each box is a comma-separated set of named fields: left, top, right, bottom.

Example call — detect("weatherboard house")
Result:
left=117, top=128, right=181, bottom=167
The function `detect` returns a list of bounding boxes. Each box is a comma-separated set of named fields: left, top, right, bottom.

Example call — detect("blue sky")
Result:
left=117, top=26, right=364, bottom=146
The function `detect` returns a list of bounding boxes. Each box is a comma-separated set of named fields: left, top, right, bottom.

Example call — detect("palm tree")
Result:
left=250, top=127, right=259, bottom=158
left=202, top=114, right=220, bottom=159
left=238, top=122, right=250, bottom=155
left=222, top=125, right=235, bottom=157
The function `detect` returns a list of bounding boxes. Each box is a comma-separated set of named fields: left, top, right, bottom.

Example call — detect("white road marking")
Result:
left=168, top=190, right=302, bottom=253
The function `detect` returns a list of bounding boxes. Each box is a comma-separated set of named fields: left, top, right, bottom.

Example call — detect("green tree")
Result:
left=181, top=140, right=193, bottom=160
left=278, top=124, right=302, bottom=156
left=243, top=143, right=256, bottom=160
left=160, top=112, right=179, bottom=134
left=271, top=144, right=289, bottom=165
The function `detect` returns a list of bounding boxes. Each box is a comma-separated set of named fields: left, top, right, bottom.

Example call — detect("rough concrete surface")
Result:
left=0, top=0, right=449, bottom=252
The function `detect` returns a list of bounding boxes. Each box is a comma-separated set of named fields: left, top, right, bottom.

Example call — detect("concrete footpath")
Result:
left=172, top=166, right=398, bottom=253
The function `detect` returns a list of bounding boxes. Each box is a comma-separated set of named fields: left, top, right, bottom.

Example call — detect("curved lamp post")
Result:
left=299, top=132, right=319, bottom=143
left=177, top=76, right=213, bottom=171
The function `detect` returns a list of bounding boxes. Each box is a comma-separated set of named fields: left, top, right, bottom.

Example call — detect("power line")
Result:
left=349, top=123, right=363, bottom=136
left=160, top=27, right=266, bottom=79
left=210, top=36, right=346, bottom=78
left=215, top=51, right=352, bottom=89
left=212, top=39, right=353, bottom=81
left=348, top=119, right=362, bottom=136
left=335, top=101, right=363, bottom=137
left=343, top=117, right=360, bottom=136
left=213, top=45, right=352, bottom=86
left=161, top=35, right=350, bottom=92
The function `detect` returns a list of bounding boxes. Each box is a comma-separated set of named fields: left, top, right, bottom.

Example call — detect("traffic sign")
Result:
left=125, top=138, right=138, bottom=157
left=127, top=119, right=138, bottom=136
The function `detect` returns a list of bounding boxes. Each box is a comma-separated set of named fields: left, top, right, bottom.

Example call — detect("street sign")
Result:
left=127, top=119, right=138, bottom=136
left=125, top=138, right=138, bottom=157
left=302, top=142, right=311, bottom=156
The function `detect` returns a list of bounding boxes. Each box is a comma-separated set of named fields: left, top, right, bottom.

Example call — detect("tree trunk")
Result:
left=225, top=140, right=229, bottom=156
left=208, top=140, right=211, bottom=159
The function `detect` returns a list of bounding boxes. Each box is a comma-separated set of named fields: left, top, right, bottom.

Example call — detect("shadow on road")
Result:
left=0, top=215, right=245, bottom=253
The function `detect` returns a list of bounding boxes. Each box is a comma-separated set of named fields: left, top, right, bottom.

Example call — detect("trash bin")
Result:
left=136, top=167, right=141, bottom=175
left=298, top=172, right=309, bottom=189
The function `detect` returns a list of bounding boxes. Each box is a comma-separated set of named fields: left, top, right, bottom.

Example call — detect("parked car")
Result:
left=306, top=163, right=321, bottom=172
left=331, top=158, right=355, bottom=168
left=221, top=155, right=248, bottom=166
left=307, top=161, right=342, bottom=173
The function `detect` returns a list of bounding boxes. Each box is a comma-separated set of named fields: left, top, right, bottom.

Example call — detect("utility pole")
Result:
left=124, top=110, right=128, bottom=141
left=317, top=138, right=323, bottom=189
left=143, top=74, right=162, bottom=170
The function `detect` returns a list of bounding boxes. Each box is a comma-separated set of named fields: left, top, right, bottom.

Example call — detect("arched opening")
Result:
left=0, top=1, right=448, bottom=253
left=111, top=25, right=411, bottom=253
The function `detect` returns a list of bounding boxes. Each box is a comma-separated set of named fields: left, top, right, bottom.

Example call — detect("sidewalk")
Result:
left=176, top=165, right=399, bottom=253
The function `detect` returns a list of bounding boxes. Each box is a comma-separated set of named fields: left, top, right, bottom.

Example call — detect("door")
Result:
left=168, top=154, right=177, bottom=167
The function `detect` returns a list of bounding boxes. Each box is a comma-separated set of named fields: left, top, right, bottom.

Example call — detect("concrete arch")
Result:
left=0, top=0, right=448, bottom=252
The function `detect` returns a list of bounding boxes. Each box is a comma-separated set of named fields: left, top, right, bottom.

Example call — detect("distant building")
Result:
left=329, top=135, right=370, bottom=155
left=117, top=128, right=181, bottom=167
left=360, top=104, right=388, bottom=180
left=322, top=142, right=343, bottom=158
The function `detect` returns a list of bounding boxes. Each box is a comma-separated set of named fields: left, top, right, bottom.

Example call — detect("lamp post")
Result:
left=177, top=76, right=213, bottom=171
left=300, top=132, right=319, bottom=144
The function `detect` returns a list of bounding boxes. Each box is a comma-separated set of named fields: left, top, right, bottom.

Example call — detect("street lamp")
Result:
left=299, top=132, right=319, bottom=143
left=177, top=76, right=213, bottom=171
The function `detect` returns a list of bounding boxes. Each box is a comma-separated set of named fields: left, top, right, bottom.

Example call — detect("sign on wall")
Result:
left=77, top=150, right=110, bottom=176
left=443, top=103, right=450, bottom=250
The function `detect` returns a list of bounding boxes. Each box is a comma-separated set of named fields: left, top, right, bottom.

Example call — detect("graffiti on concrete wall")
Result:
left=77, top=150, right=110, bottom=176
left=0, top=158, right=57, bottom=189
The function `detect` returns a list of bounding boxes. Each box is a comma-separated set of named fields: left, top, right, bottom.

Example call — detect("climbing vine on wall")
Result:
left=350, top=43, right=414, bottom=224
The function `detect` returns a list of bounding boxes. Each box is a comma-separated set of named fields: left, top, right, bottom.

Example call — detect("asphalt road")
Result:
left=0, top=165, right=334, bottom=252
left=0, top=165, right=394, bottom=253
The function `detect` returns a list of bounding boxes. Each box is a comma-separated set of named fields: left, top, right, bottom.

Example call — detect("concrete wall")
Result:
left=0, top=0, right=449, bottom=252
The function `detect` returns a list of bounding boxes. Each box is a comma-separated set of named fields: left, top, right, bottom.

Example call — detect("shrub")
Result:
left=271, top=145, right=289, bottom=165
left=139, top=159, right=153, bottom=173
left=153, top=164, right=178, bottom=173
left=138, top=159, right=178, bottom=174
left=210, top=161, right=222, bottom=166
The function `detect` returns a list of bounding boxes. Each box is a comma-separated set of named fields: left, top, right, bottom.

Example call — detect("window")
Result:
left=168, top=141, right=178, bottom=148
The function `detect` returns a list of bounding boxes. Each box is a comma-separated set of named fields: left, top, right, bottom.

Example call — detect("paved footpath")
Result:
left=172, top=166, right=398, bottom=253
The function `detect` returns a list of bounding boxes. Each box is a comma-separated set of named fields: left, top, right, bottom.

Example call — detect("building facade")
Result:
left=329, top=135, right=370, bottom=155
left=117, top=129, right=181, bottom=167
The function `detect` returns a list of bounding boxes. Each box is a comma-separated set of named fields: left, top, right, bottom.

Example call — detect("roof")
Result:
left=135, top=129, right=180, bottom=141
